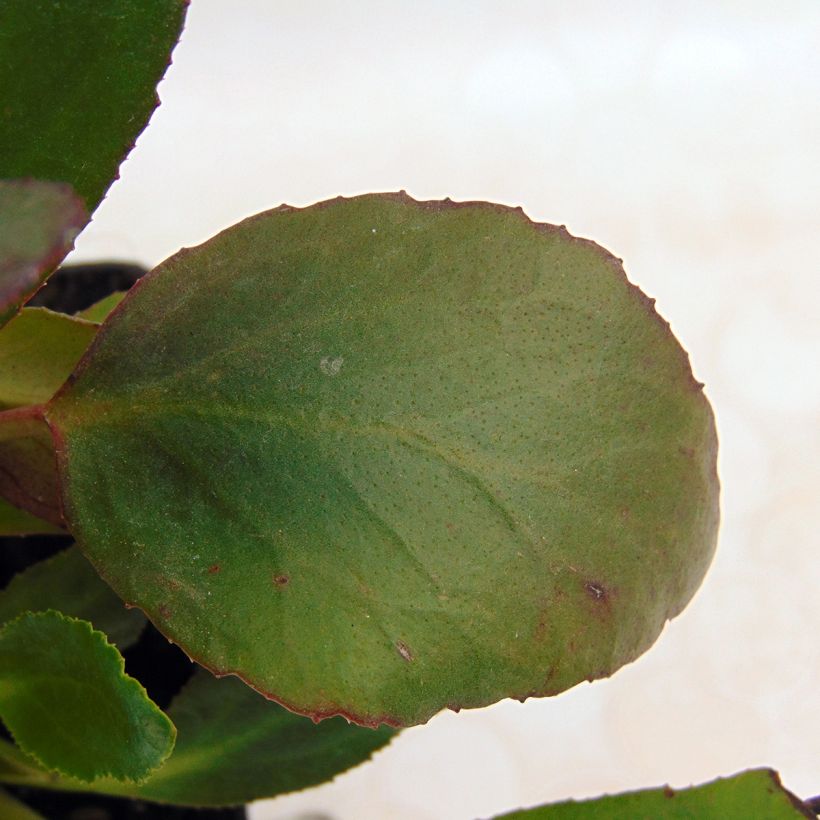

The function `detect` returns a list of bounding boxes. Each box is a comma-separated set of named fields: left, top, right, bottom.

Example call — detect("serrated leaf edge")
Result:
left=0, top=609, right=176, bottom=784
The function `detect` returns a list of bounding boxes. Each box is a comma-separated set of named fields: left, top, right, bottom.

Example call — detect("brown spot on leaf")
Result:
left=158, top=604, right=172, bottom=619
left=663, top=786, right=676, bottom=799
left=678, top=445, right=695, bottom=459
left=540, top=666, right=562, bottom=695
left=534, top=598, right=551, bottom=641
left=395, top=640, right=414, bottom=662
left=273, top=573, right=290, bottom=586
left=582, top=579, right=619, bottom=625
left=208, top=564, right=221, bottom=574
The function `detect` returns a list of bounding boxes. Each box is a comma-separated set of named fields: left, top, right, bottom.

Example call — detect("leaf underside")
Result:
left=495, top=769, right=815, bottom=819
left=0, top=181, right=86, bottom=328
left=0, top=409, right=63, bottom=526
left=0, top=611, right=174, bottom=783
left=47, top=193, right=720, bottom=728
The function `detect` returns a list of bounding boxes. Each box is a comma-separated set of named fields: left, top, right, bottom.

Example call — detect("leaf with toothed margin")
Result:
left=493, top=769, right=815, bottom=819
left=0, top=546, right=145, bottom=650
left=0, top=0, right=187, bottom=215
left=0, top=407, right=62, bottom=527
left=0, top=181, right=86, bottom=328
left=0, top=611, right=175, bottom=783
left=45, top=192, right=720, bottom=728
left=41, top=669, right=395, bottom=807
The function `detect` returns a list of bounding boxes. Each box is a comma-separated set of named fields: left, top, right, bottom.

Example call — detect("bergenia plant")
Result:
left=0, top=3, right=813, bottom=819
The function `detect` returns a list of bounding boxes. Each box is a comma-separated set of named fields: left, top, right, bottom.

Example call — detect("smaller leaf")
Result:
left=0, top=308, right=97, bottom=410
left=78, top=291, right=127, bottom=324
left=495, top=769, right=815, bottom=819
left=122, top=669, right=395, bottom=806
left=0, top=181, right=86, bottom=328
left=0, top=546, right=145, bottom=650
left=0, top=788, right=45, bottom=820
left=0, top=497, right=61, bottom=536
left=0, top=611, right=175, bottom=783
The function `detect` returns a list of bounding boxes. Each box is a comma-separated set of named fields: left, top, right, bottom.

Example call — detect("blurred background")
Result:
left=65, top=1, right=819, bottom=817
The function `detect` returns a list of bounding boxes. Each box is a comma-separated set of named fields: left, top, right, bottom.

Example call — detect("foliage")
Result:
left=0, top=2, right=809, bottom=818
left=495, top=770, right=815, bottom=819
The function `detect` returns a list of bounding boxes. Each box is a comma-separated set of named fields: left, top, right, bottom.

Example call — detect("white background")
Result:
left=67, top=2, right=820, bottom=817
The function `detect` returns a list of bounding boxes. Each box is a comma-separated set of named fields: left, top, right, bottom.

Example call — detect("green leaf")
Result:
left=0, top=0, right=188, bottom=213
left=0, top=181, right=86, bottom=327
left=0, top=497, right=61, bottom=536
left=0, top=308, right=97, bottom=410
left=112, top=669, right=393, bottom=806
left=0, top=611, right=175, bottom=783
left=495, top=769, right=815, bottom=819
left=0, top=670, right=394, bottom=806
left=0, top=547, right=145, bottom=650
left=0, top=307, right=94, bottom=523
left=0, top=788, right=45, bottom=820
left=46, top=193, right=720, bottom=727
left=78, top=292, right=128, bottom=324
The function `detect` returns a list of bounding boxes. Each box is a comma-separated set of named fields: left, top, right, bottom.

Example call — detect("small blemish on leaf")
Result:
left=159, top=604, right=172, bottom=619
left=584, top=581, right=607, bottom=601
left=319, top=356, right=344, bottom=376
left=273, top=573, right=290, bottom=587
left=207, top=564, right=220, bottom=574
left=664, top=786, right=676, bottom=799
left=395, top=640, right=413, bottom=662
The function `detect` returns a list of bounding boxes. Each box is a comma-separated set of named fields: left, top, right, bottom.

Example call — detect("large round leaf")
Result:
left=46, top=193, right=719, bottom=727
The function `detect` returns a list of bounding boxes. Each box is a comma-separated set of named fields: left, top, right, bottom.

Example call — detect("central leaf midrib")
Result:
left=60, top=397, right=635, bottom=487
left=62, top=396, right=553, bottom=578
